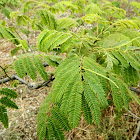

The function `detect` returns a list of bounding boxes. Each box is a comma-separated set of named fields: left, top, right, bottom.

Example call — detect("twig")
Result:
left=0, top=75, right=15, bottom=84
left=0, top=65, right=12, bottom=81
left=130, top=87, right=140, bottom=94
left=124, top=107, right=140, bottom=121
left=0, top=74, right=55, bottom=89
left=29, top=77, right=55, bottom=89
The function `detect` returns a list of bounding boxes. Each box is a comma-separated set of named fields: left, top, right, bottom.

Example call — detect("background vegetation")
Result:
left=0, top=0, right=140, bottom=139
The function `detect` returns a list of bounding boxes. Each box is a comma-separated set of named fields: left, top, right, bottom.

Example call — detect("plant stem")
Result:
left=83, top=67, right=119, bottom=88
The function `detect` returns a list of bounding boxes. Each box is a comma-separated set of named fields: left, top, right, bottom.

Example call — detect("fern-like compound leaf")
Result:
left=53, top=68, right=80, bottom=103
left=51, top=106, right=71, bottom=131
left=83, top=57, right=106, bottom=75
left=45, top=32, right=63, bottom=50
left=98, top=77, right=109, bottom=94
left=105, top=52, right=119, bottom=69
left=68, top=90, right=82, bottom=128
left=52, top=57, right=81, bottom=103
left=82, top=14, right=107, bottom=24
left=0, top=97, right=18, bottom=109
left=55, top=57, right=79, bottom=77
left=37, top=9, right=57, bottom=30
left=83, top=82, right=101, bottom=125
left=14, top=59, right=26, bottom=78
left=22, top=56, right=37, bottom=80
left=128, top=91, right=140, bottom=106
left=109, top=76, right=123, bottom=112
left=47, top=118, right=65, bottom=140
left=60, top=76, right=77, bottom=114
left=112, top=51, right=129, bottom=68
left=128, top=52, right=140, bottom=62
left=82, top=93, right=92, bottom=124
left=117, top=80, right=131, bottom=109
left=37, top=29, right=50, bottom=49
left=0, top=88, right=18, bottom=99
left=38, top=30, right=72, bottom=52
left=120, top=51, right=140, bottom=70
left=37, top=93, right=52, bottom=140
left=0, top=106, right=8, bottom=128
left=33, top=56, right=48, bottom=81
left=49, top=33, right=72, bottom=51
left=56, top=18, right=78, bottom=31
left=103, top=33, right=131, bottom=49
left=113, top=19, right=139, bottom=30
left=42, top=55, right=62, bottom=67
left=46, top=122, right=56, bottom=140
left=122, top=66, right=139, bottom=86
left=83, top=71, right=108, bottom=108
left=41, top=30, right=57, bottom=51
left=0, top=25, right=19, bottom=45
left=85, top=3, right=102, bottom=15
left=121, top=83, right=140, bottom=105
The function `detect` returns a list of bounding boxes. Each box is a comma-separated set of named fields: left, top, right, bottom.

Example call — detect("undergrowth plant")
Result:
left=0, top=0, right=140, bottom=139
left=0, top=88, right=18, bottom=128
left=0, top=0, right=19, bottom=19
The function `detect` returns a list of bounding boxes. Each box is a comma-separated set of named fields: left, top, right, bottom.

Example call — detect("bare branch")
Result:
left=130, top=87, right=140, bottom=94
left=0, top=74, right=54, bottom=89
left=0, top=65, right=12, bottom=81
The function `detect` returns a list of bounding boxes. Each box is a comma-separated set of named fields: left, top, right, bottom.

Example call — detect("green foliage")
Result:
left=0, top=88, right=18, bottom=99
left=14, top=54, right=48, bottom=80
left=37, top=9, right=57, bottom=30
left=0, top=88, right=18, bottom=128
left=85, top=3, right=102, bottom=15
left=102, top=33, right=131, bottom=49
left=0, top=0, right=19, bottom=18
left=33, top=56, right=48, bottom=81
left=37, top=30, right=72, bottom=52
left=14, top=54, right=63, bottom=80
left=102, top=1, right=126, bottom=19
left=56, top=18, right=78, bottom=31
left=82, top=93, right=92, bottom=124
left=37, top=93, right=52, bottom=140
left=130, top=1, right=140, bottom=15
left=0, top=25, right=20, bottom=44
left=37, top=53, right=139, bottom=139
left=0, top=0, right=140, bottom=139
left=83, top=82, right=101, bottom=125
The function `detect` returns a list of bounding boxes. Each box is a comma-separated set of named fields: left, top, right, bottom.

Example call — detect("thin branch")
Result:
left=29, top=77, right=55, bottom=89
left=124, top=107, right=140, bottom=121
left=0, top=74, right=55, bottom=89
left=0, top=65, right=12, bottom=81
left=0, top=75, right=15, bottom=84
left=130, top=87, right=140, bottom=94
left=83, top=67, right=119, bottom=88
